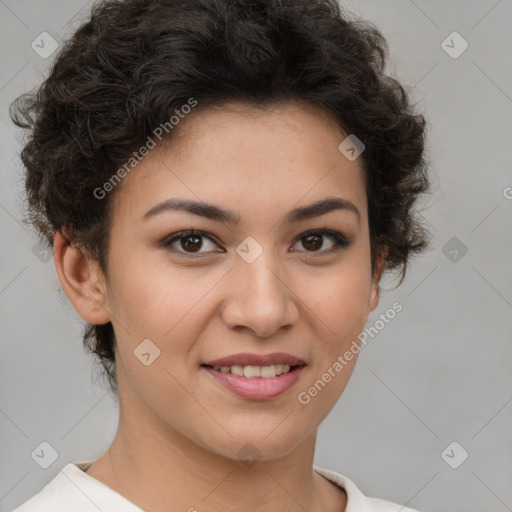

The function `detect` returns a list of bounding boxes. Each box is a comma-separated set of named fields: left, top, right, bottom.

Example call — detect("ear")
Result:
left=368, top=245, right=388, bottom=313
left=53, top=230, right=111, bottom=325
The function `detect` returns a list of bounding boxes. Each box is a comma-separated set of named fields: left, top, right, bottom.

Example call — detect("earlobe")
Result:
left=368, top=246, right=388, bottom=313
left=53, top=230, right=111, bottom=325
left=369, top=281, right=381, bottom=313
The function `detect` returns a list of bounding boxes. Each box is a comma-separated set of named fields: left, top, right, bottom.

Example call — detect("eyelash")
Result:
left=161, top=228, right=350, bottom=257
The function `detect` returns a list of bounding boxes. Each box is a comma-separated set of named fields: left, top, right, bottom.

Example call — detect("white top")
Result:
left=11, top=460, right=420, bottom=512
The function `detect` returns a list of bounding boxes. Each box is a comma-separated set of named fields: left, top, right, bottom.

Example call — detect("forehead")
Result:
left=111, top=101, right=368, bottom=228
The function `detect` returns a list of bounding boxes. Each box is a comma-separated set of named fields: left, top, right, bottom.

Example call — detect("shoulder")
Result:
left=10, top=461, right=142, bottom=512
left=313, top=465, right=422, bottom=512
left=11, top=462, right=99, bottom=512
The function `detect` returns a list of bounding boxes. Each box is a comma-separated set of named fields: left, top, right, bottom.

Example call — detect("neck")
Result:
left=85, top=394, right=346, bottom=512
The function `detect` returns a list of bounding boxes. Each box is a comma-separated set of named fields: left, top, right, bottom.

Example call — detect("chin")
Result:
left=200, top=428, right=310, bottom=465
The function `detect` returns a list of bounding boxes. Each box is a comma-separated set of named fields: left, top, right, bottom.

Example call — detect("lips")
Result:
left=200, top=352, right=307, bottom=399
left=201, top=352, right=306, bottom=368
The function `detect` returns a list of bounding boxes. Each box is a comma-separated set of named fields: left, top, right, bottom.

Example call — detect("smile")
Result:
left=200, top=352, right=307, bottom=399
left=201, top=364, right=306, bottom=400
left=203, top=363, right=294, bottom=378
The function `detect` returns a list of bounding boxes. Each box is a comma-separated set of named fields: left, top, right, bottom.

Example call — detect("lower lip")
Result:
left=202, top=366, right=306, bottom=400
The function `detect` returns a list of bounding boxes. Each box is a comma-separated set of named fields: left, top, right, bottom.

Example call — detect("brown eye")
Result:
left=292, top=230, right=350, bottom=254
left=163, top=230, right=220, bottom=255
left=302, top=233, right=323, bottom=251
left=180, top=234, right=203, bottom=252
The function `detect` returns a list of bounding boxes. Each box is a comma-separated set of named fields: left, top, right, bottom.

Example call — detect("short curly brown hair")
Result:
left=10, top=0, right=431, bottom=395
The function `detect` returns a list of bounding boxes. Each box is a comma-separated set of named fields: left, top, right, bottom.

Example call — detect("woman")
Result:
left=10, top=0, right=430, bottom=510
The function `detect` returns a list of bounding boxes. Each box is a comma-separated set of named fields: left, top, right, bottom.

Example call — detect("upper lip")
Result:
left=202, top=352, right=306, bottom=367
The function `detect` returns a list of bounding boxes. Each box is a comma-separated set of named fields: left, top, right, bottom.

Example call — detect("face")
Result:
left=98, top=101, right=384, bottom=461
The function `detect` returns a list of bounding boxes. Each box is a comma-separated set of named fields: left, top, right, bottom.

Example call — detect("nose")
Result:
left=220, top=251, right=300, bottom=338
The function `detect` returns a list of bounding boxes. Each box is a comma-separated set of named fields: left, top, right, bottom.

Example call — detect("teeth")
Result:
left=231, top=365, right=244, bottom=377
left=244, top=365, right=261, bottom=378
left=211, top=363, right=293, bottom=378
left=260, top=365, right=276, bottom=378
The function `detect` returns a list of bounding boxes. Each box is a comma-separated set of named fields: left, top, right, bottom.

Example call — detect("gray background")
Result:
left=1, top=1, right=511, bottom=511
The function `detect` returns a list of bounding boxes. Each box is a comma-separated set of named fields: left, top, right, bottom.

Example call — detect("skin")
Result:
left=54, top=100, right=387, bottom=512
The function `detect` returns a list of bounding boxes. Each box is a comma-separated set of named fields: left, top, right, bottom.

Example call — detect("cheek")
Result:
left=301, top=263, right=372, bottom=333
left=107, top=253, right=204, bottom=332
left=107, top=265, right=224, bottom=387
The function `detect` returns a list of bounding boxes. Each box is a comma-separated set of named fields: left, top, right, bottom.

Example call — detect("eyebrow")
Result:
left=142, top=196, right=360, bottom=226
